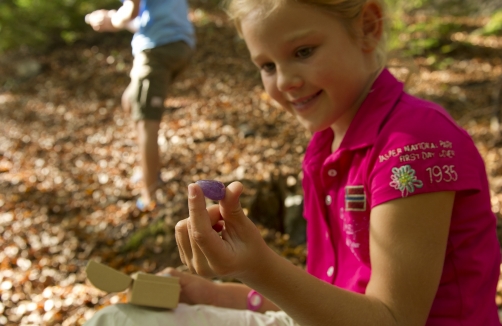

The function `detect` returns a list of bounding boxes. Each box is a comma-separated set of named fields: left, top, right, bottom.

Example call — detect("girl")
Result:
left=85, top=0, right=501, bottom=325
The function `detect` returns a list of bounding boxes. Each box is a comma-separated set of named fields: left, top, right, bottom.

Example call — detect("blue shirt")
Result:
left=130, top=0, right=195, bottom=55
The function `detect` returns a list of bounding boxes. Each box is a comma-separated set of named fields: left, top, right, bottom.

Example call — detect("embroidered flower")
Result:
left=389, top=165, right=423, bottom=197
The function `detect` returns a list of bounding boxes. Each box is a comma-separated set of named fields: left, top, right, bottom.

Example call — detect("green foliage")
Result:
left=476, top=9, right=502, bottom=36
left=385, top=0, right=429, bottom=14
left=121, top=219, right=166, bottom=252
left=0, top=0, right=118, bottom=53
left=384, top=0, right=475, bottom=58
left=0, top=0, right=495, bottom=55
left=390, top=18, right=466, bottom=56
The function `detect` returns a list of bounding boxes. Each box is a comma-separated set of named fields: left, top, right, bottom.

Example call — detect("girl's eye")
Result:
left=296, top=47, right=314, bottom=58
left=261, top=62, right=276, bottom=73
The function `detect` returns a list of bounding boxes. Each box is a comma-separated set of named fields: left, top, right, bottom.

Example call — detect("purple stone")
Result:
left=195, top=180, right=226, bottom=201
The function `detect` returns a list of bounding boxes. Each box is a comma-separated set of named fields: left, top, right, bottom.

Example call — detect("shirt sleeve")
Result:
left=368, top=104, right=483, bottom=208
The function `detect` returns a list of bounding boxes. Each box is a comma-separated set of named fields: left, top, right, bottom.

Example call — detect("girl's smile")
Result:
left=289, top=90, right=323, bottom=112
left=241, top=1, right=379, bottom=139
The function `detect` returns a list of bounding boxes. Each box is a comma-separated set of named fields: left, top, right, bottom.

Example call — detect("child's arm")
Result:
left=158, top=267, right=281, bottom=312
left=85, top=0, right=140, bottom=33
left=179, top=182, right=453, bottom=326
left=110, top=0, right=140, bottom=32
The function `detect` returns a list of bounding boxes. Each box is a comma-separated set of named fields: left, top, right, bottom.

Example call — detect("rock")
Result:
left=15, top=59, right=41, bottom=79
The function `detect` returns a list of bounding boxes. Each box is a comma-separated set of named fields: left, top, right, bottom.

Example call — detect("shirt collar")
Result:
left=340, top=68, right=404, bottom=150
left=303, top=69, right=404, bottom=168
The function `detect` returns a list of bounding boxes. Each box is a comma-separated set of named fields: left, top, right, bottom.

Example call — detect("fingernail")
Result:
left=188, top=184, right=196, bottom=199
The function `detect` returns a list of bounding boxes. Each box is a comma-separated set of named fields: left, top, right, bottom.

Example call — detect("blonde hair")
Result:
left=225, top=0, right=388, bottom=69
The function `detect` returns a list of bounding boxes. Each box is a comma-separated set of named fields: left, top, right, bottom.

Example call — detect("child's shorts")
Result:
left=83, top=303, right=299, bottom=326
left=125, top=41, right=193, bottom=121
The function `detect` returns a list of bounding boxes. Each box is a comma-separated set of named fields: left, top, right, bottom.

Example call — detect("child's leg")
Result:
left=83, top=303, right=298, bottom=326
left=121, top=84, right=132, bottom=115
left=136, top=119, right=161, bottom=204
left=127, top=41, right=193, bottom=208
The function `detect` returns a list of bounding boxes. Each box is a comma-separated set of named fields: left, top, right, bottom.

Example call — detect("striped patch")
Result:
left=345, top=186, right=366, bottom=211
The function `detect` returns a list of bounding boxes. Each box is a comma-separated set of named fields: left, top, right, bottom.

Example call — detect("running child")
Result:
left=86, top=0, right=195, bottom=211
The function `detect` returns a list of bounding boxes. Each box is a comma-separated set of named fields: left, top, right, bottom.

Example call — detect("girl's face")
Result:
left=241, top=1, right=377, bottom=133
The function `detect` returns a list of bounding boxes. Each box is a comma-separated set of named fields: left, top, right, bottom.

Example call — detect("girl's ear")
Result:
left=360, top=1, right=383, bottom=53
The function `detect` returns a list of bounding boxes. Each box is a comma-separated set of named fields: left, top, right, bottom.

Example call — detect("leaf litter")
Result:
left=1, top=5, right=502, bottom=325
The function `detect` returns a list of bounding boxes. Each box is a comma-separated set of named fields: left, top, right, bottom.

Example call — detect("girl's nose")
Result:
left=277, top=68, right=302, bottom=92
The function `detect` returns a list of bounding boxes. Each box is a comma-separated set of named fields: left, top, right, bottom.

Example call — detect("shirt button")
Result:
left=328, top=169, right=337, bottom=177
left=327, top=266, right=334, bottom=277
left=325, top=195, right=332, bottom=205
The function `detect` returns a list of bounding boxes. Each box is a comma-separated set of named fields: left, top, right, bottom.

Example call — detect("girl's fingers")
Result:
left=162, top=267, right=182, bottom=278
left=187, top=184, right=228, bottom=262
left=176, top=203, right=223, bottom=272
left=219, top=181, right=246, bottom=224
left=174, top=219, right=192, bottom=269
left=218, top=181, right=251, bottom=240
left=184, top=181, right=258, bottom=277
left=187, top=218, right=216, bottom=277
left=206, top=204, right=224, bottom=227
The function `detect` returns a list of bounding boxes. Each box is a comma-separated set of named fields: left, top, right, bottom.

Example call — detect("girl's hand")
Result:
left=157, top=267, right=218, bottom=306
left=175, top=181, right=271, bottom=280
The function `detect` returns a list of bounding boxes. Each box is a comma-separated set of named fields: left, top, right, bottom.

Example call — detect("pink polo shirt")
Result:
left=302, top=69, right=501, bottom=325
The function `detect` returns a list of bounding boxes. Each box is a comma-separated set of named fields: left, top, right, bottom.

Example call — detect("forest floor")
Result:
left=1, top=2, right=502, bottom=325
